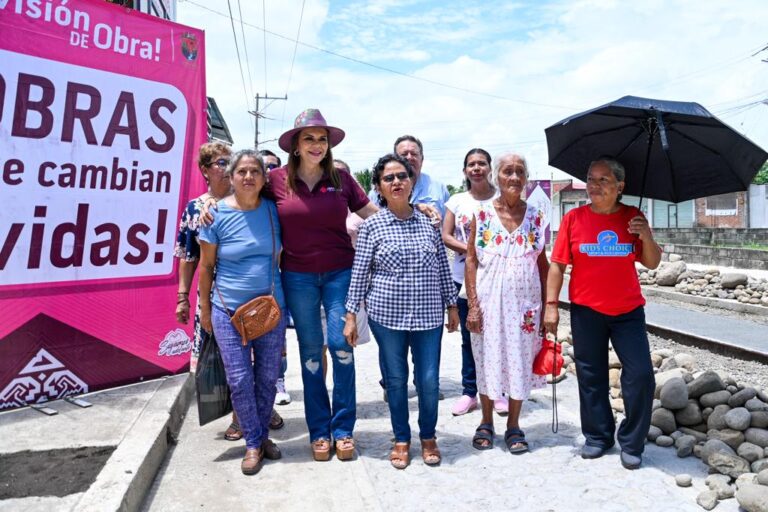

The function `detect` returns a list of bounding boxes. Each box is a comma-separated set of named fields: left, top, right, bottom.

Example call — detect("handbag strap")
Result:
left=213, top=200, right=277, bottom=318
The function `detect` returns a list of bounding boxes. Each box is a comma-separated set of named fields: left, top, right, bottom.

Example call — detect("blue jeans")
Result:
left=570, top=304, right=655, bottom=456
left=211, top=305, right=286, bottom=450
left=454, top=281, right=477, bottom=397
left=369, top=319, right=442, bottom=442
left=282, top=268, right=355, bottom=441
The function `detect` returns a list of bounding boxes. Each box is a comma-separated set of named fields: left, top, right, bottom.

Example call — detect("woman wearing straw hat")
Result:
left=272, top=109, right=378, bottom=461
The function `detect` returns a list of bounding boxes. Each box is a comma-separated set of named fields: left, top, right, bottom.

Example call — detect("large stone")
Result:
left=668, top=253, right=683, bottom=263
left=759, top=469, right=768, bottom=485
left=675, top=401, right=703, bottom=426
left=675, top=473, right=692, bottom=487
left=730, top=388, right=758, bottom=408
left=653, top=348, right=674, bottom=359
left=705, top=473, right=735, bottom=499
left=746, top=398, right=768, bottom=412
left=708, top=404, right=732, bottom=431
left=696, top=490, right=718, bottom=511
left=673, top=353, right=696, bottom=371
left=758, top=389, right=768, bottom=403
left=736, top=483, right=768, bottom=512
left=736, top=473, right=758, bottom=489
left=753, top=458, right=768, bottom=473
left=679, top=426, right=708, bottom=442
left=652, top=407, right=677, bottom=435
left=660, top=378, right=689, bottom=410
left=689, top=370, right=726, bottom=398
left=702, top=439, right=736, bottom=462
left=752, top=411, right=768, bottom=428
left=739, top=442, right=766, bottom=463
left=676, top=434, right=697, bottom=457
left=656, top=261, right=687, bottom=286
left=647, top=425, right=663, bottom=441
left=720, top=273, right=749, bottom=289
left=700, top=390, right=733, bottom=408
left=656, top=435, right=674, bottom=447
left=708, top=429, right=746, bottom=451
left=746, top=428, right=768, bottom=448
left=727, top=407, right=755, bottom=431
left=651, top=353, right=663, bottom=368
left=708, top=451, right=751, bottom=478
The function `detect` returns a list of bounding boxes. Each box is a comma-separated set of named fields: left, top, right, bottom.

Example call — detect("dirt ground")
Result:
left=0, top=446, right=114, bottom=499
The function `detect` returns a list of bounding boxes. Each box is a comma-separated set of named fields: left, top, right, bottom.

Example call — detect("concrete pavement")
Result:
left=3, top=277, right=765, bottom=511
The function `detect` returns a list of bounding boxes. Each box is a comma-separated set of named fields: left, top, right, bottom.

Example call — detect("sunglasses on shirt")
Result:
left=380, top=172, right=410, bottom=183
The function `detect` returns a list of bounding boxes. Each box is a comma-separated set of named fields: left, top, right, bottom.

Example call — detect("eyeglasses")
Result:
left=381, top=172, right=410, bottom=183
left=209, top=158, right=229, bottom=168
left=266, top=162, right=279, bottom=170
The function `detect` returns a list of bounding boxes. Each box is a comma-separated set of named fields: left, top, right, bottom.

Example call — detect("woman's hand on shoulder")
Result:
left=200, top=196, right=219, bottom=226
left=415, top=203, right=441, bottom=226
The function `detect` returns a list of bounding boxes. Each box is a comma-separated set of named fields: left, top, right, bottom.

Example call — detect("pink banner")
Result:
left=0, top=0, right=207, bottom=409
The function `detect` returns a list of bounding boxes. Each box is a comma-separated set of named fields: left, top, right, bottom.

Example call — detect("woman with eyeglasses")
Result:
left=344, top=153, right=459, bottom=470
left=174, top=142, right=246, bottom=441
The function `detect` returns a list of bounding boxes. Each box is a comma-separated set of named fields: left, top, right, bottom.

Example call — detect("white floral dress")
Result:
left=470, top=202, right=546, bottom=400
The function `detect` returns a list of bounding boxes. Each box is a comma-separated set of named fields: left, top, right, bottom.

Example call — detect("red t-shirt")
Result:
left=551, top=204, right=645, bottom=316
left=268, top=167, right=369, bottom=273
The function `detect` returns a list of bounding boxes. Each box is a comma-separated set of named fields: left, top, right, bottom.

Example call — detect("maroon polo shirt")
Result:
left=268, top=166, right=370, bottom=273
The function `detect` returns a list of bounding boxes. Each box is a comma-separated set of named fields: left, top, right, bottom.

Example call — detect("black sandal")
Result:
left=504, top=427, right=529, bottom=454
left=472, top=423, right=495, bottom=450
left=224, top=421, right=243, bottom=441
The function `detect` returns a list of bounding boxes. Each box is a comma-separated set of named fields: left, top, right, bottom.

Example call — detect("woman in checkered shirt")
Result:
left=344, top=153, right=459, bottom=470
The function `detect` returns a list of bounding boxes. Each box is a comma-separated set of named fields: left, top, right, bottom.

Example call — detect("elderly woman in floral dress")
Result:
left=464, top=152, right=549, bottom=454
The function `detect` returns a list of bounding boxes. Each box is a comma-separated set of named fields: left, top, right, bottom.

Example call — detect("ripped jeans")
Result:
left=282, top=268, right=356, bottom=441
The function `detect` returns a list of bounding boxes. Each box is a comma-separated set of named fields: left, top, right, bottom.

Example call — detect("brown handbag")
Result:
left=215, top=204, right=282, bottom=346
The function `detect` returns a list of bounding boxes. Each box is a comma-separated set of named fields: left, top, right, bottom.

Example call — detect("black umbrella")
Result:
left=545, top=95, right=768, bottom=205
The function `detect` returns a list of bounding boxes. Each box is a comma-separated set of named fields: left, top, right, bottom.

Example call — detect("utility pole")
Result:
left=250, top=93, right=287, bottom=148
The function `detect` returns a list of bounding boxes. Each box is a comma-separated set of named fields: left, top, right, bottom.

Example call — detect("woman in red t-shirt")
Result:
left=544, top=158, right=661, bottom=470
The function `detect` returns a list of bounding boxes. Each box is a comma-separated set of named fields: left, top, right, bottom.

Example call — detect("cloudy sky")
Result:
left=177, top=0, right=768, bottom=188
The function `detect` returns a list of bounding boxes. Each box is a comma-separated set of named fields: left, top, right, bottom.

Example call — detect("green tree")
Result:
left=354, top=169, right=372, bottom=193
left=753, top=161, right=768, bottom=185
left=446, top=183, right=465, bottom=196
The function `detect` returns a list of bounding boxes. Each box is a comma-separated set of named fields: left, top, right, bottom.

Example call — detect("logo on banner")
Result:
left=158, top=329, right=192, bottom=357
left=181, top=32, right=198, bottom=61
left=579, top=230, right=633, bottom=257
left=0, top=349, right=88, bottom=410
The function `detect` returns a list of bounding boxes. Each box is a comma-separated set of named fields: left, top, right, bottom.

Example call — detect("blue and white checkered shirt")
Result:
left=345, top=208, right=457, bottom=331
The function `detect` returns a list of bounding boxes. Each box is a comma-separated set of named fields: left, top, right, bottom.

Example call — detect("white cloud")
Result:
left=178, top=0, right=768, bottom=189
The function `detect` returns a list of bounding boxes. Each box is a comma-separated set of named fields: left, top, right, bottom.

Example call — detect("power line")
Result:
left=262, top=0, right=268, bottom=94
left=236, top=0, right=254, bottom=100
left=184, top=0, right=578, bottom=110
left=225, top=0, right=253, bottom=129
left=281, top=0, right=306, bottom=130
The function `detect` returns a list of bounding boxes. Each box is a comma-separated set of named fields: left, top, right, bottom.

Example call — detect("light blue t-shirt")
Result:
left=368, top=171, right=450, bottom=217
left=200, top=200, right=285, bottom=311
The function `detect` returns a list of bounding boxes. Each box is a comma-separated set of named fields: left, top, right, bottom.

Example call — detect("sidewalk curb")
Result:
left=75, top=374, right=193, bottom=512
left=641, top=284, right=768, bottom=317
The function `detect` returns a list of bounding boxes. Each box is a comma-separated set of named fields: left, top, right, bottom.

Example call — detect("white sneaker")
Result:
left=275, top=378, right=291, bottom=405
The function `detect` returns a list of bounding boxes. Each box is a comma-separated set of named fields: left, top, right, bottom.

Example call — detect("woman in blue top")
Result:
left=199, top=150, right=287, bottom=476
left=344, top=153, right=459, bottom=470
